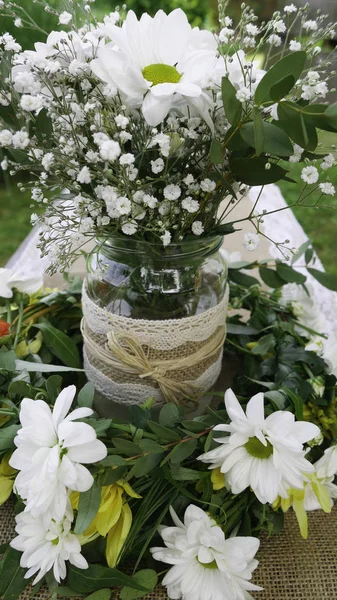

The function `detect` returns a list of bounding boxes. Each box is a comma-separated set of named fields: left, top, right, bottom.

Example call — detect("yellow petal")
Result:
left=106, top=503, right=132, bottom=568
left=15, top=341, right=29, bottom=358
left=96, top=488, right=123, bottom=537
left=293, top=497, right=308, bottom=539
left=211, top=468, right=225, bottom=491
left=0, top=454, right=16, bottom=477
left=70, top=491, right=80, bottom=510
left=0, top=477, right=13, bottom=506
left=312, top=481, right=332, bottom=513
left=119, top=480, right=142, bottom=499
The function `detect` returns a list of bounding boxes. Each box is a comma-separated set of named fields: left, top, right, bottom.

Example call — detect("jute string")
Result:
left=81, top=321, right=227, bottom=405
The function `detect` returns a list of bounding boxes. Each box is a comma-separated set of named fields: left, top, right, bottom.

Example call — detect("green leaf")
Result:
left=78, top=382, right=95, bottom=408
left=55, top=586, right=82, bottom=597
left=138, top=439, right=165, bottom=454
left=255, top=52, right=307, bottom=104
left=0, top=547, right=30, bottom=600
left=324, top=101, right=337, bottom=129
left=171, top=466, right=207, bottom=481
left=147, top=421, right=181, bottom=442
left=34, top=108, right=53, bottom=140
left=291, top=240, right=312, bottom=265
left=46, top=375, right=63, bottom=403
left=0, top=424, right=20, bottom=452
left=133, top=453, right=162, bottom=477
left=97, top=465, right=127, bottom=486
left=240, top=121, right=293, bottom=157
left=253, top=108, right=265, bottom=156
left=226, top=323, right=259, bottom=335
left=277, top=102, right=318, bottom=151
left=168, top=438, right=197, bottom=464
left=84, top=590, right=111, bottom=600
left=282, top=387, right=303, bottom=420
left=100, top=455, right=128, bottom=467
left=259, top=267, right=285, bottom=288
left=111, top=438, right=141, bottom=456
left=250, top=334, right=276, bottom=355
left=120, top=569, right=158, bottom=600
left=181, top=420, right=208, bottom=433
left=228, top=269, right=260, bottom=287
left=8, top=380, right=32, bottom=398
left=74, top=483, right=101, bottom=535
left=66, top=564, right=147, bottom=595
left=276, top=263, right=307, bottom=284
left=128, top=405, right=151, bottom=429
left=34, top=323, right=81, bottom=368
left=159, top=404, right=180, bottom=427
left=210, top=140, right=224, bottom=164
left=230, top=157, right=287, bottom=185
left=0, top=351, right=16, bottom=372
left=221, top=76, right=242, bottom=125
left=307, top=268, right=337, bottom=291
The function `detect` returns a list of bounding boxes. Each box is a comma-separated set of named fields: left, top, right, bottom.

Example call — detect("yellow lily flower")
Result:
left=211, top=468, right=226, bottom=491
left=0, top=453, right=16, bottom=506
left=71, top=480, right=141, bottom=567
left=272, top=474, right=332, bottom=540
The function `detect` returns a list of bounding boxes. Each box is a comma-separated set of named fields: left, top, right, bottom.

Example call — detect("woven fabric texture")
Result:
left=1, top=501, right=337, bottom=599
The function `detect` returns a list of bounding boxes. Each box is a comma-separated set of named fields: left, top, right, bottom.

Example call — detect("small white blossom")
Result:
left=0, top=129, right=13, bottom=147
left=0, top=157, right=8, bottom=171
left=321, top=154, right=335, bottom=170
left=191, top=220, right=204, bottom=236
left=142, top=194, right=158, bottom=209
left=236, top=86, right=252, bottom=102
left=102, top=84, right=117, bottom=98
left=219, top=27, right=234, bottom=43
left=243, top=36, right=256, bottom=49
left=14, top=18, right=23, bottom=28
left=268, top=34, right=282, bottom=47
left=41, top=153, right=54, bottom=171
left=315, top=82, right=328, bottom=98
left=289, top=40, right=301, bottom=51
left=274, top=20, right=286, bottom=33
left=12, top=131, right=30, bottom=150
left=284, top=4, right=297, bottom=13
left=115, top=115, right=129, bottom=129
left=158, top=202, right=170, bottom=216
left=307, top=71, right=320, bottom=85
left=243, top=232, right=260, bottom=251
left=160, top=230, right=171, bottom=246
left=183, top=174, right=194, bottom=186
left=182, top=196, right=200, bottom=213
left=79, top=217, right=94, bottom=233
left=245, top=23, right=259, bottom=36
left=304, top=20, right=318, bottom=31
left=93, top=132, right=109, bottom=146
left=99, top=140, right=121, bottom=161
left=119, top=153, right=135, bottom=166
left=301, top=166, right=319, bottom=184
left=0, top=92, right=11, bottom=106
left=119, top=131, right=132, bottom=143
left=20, top=95, right=43, bottom=112
left=69, top=60, right=89, bottom=77
left=85, top=150, right=99, bottom=164
left=319, top=182, right=336, bottom=196
left=289, top=144, right=304, bottom=163
left=200, top=178, right=216, bottom=193
left=116, top=196, right=131, bottom=215
left=59, top=11, right=72, bottom=25
left=77, top=166, right=91, bottom=184
left=151, top=158, right=165, bottom=174
left=312, top=46, right=322, bottom=56
left=121, top=221, right=138, bottom=235
left=164, top=184, right=181, bottom=201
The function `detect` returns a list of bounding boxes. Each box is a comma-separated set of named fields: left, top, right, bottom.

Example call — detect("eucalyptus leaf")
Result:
left=228, top=269, right=260, bottom=287
left=0, top=351, right=16, bottom=372
left=276, top=263, right=306, bottom=284
left=250, top=334, right=276, bottom=356
left=0, top=424, right=20, bottom=452
left=112, top=438, right=141, bottom=456
left=46, top=375, right=63, bottom=403
left=230, top=157, right=287, bottom=185
left=168, top=438, right=197, bottom=464
left=147, top=421, right=181, bottom=442
left=221, top=76, right=242, bottom=125
left=259, top=267, right=285, bottom=288
left=133, top=453, right=162, bottom=477
left=138, top=438, right=165, bottom=454
left=255, top=52, right=306, bottom=104
left=74, top=483, right=101, bottom=535
left=159, top=404, right=180, bottom=427
left=307, top=268, right=337, bottom=292
left=84, top=589, right=111, bottom=600
left=78, top=382, right=95, bottom=408
left=34, top=323, right=81, bottom=368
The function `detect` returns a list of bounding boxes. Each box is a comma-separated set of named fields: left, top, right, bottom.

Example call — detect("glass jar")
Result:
left=84, top=235, right=228, bottom=417
left=86, top=235, right=227, bottom=319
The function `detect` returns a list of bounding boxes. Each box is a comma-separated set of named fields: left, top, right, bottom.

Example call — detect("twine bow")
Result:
left=81, top=319, right=226, bottom=406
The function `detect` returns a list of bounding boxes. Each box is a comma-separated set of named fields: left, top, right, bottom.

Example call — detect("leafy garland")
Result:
left=0, top=257, right=336, bottom=600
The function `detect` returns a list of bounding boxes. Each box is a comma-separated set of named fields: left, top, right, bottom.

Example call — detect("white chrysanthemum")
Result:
left=198, top=389, right=320, bottom=504
left=303, top=447, right=337, bottom=511
left=11, top=508, right=88, bottom=584
left=10, top=385, right=107, bottom=520
left=90, top=9, right=218, bottom=126
left=301, top=166, right=319, bottom=184
left=0, top=267, right=44, bottom=299
left=151, top=504, right=262, bottom=600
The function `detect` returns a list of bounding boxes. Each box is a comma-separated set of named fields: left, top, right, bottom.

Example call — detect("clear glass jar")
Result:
left=86, top=235, right=228, bottom=319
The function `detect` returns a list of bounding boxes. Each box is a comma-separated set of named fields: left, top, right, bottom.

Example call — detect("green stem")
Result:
left=13, top=300, right=24, bottom=349
left=6, top=301, right=12, bottom=325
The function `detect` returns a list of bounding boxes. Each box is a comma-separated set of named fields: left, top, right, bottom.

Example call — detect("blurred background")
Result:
left=0, top=0, right=337, bottom=272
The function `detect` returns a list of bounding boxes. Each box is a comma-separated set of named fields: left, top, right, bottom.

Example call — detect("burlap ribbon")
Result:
left=81, top=320, right=227, bottom=405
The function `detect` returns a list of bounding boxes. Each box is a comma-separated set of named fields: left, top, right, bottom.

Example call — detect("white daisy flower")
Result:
left=11, top=509, right=88, bottom=584
left=10, top=385, right=107, bottom=520
left=198, top=389, right=320, bottom=504
left=301, top=166, right=319, bottom=184
left=151, top=504, right=262, bottom=600
left=90, top=9, right=218, bottom=126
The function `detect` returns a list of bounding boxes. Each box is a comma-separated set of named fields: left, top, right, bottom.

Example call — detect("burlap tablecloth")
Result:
left=1, top=501, right=337, bottom=600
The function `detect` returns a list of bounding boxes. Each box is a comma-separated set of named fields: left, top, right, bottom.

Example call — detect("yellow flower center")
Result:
left=51, top=537, right=59, bottom=546
left=245, top=436, right=273, bottom=459
left=142, top=63, right=182, bottom=86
